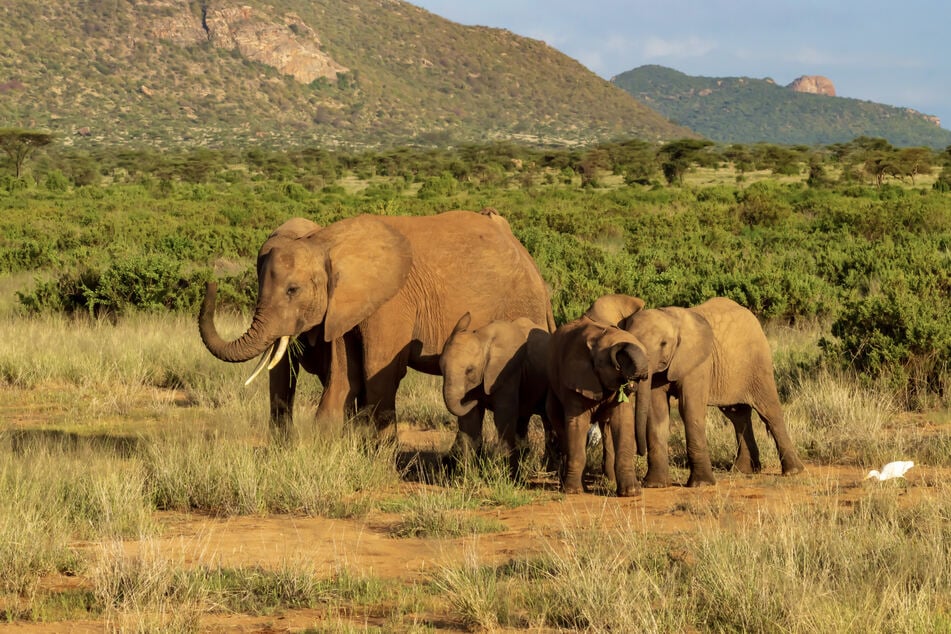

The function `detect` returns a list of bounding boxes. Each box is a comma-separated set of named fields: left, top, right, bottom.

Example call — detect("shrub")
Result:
left=18, top=256, right=209, bottom=317
left=823, top=284, right=951, bottom=408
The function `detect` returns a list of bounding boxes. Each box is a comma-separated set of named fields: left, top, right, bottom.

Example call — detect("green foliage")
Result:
left=0, top=127, right=54, bottom=177
left=18, top=257, right=208, bottom=317
left=825, top=282, right=951, bottom=408
left=1, top=139, right=949, bottom=404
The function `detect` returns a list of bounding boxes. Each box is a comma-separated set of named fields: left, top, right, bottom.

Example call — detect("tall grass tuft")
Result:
left=433, top=548, right=502, bottom=630
left=94, top=539, right=205, bottom=634
left=145, top=421, right=402, bottom=518
left=0, top=438, right=155, bottom=595
left=786, top=368, right=899, bottom=464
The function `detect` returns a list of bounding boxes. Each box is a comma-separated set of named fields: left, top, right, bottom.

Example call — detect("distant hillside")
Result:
left=612, top=65, right=951, bottom=148
left=0, top=1, right=695, bottom=150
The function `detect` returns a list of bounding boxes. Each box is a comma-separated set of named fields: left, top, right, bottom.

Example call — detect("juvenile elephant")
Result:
left=546, top=315, right=650, bottom=496
left=199, top=210, right=555, bottom=439
left=439, top=312, right=551, bottom=480
left=618, top=296, right=806, bottom=487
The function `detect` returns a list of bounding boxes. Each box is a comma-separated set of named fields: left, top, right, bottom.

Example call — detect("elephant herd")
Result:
left=200, top=209, right=805, bottom=496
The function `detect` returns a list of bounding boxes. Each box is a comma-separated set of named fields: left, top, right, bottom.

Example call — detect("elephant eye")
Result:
left=286, top=285, right=300, bottom=297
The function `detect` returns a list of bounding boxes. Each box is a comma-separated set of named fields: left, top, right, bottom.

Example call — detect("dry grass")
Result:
left=1, top=313, right=949, bottom=630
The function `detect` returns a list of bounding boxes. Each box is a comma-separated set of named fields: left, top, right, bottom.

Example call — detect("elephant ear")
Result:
left=451, top=312, right=472, bottom=336
left=559, top=324, right=617, bottom=401
left=314, top=216, right=413, bottom=342
left=270, top=217, right=321, bottom=241
left=666, top=310, right=714, bottom=382
left=483, top=323, right=523, bottom=395
left=584, top=294, right=646, bottom=328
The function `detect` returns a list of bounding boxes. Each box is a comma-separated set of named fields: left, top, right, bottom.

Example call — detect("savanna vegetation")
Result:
left=1, top=135, right=950, bottom=631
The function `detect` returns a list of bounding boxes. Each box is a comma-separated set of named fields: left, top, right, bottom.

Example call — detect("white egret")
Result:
left=865, top=460, right=915, bottom=481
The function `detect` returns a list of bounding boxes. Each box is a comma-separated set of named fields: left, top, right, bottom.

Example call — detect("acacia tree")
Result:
left=0, top=128, right=54, bottom=178
left=657, top=139, right=714, bottom=185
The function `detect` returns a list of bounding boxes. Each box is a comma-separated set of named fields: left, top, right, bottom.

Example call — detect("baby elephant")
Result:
left=546, top=313, right=650, bottom=496
left=619, top=296, right=806, bottom=487
left=439, top=313, right=551, bottom=481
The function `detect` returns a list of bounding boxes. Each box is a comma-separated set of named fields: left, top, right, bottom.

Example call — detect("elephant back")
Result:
left=381, top=210, right=554, bottom=336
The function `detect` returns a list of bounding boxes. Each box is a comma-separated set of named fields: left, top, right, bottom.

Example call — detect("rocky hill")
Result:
left=0, top=1, right=696, bottom=149
left=612, top=65, right=951, bottom=148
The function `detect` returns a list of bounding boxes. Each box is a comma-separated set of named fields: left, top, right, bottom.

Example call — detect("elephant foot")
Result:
left=732, top=459, right=762, bottom=475
left=686, top=472, right=717, bottom=487
left=616, top=483, right=641, bottom=498
left=781, top=460, right=806, bottom=476
left=642, top=477, right=670, bottom=489
left=561, top=476, right=585, bottom=494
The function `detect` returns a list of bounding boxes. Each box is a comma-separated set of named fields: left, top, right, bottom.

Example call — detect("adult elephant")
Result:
left=616, top=296, right=806, bottom=487
left=206, top=218, right=365, bottom=442
left=199, top=210, right=555, bottom=439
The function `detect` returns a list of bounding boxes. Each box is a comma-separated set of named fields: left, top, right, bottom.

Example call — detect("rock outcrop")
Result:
left=787, top=75, right=836, bottom=96
left=147, top=2, right=347, bottom=84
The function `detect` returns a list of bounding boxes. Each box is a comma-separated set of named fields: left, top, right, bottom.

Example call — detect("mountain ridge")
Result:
left=612, top=65, right=951, bottom=148
left=0, top=1, right=696, bottom=150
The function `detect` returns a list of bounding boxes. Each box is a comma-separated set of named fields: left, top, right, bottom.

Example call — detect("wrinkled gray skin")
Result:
left=440, top=313, right=552, bottom=481
left=199, top=210, right=554, bottom=440
left=616, top=296, right=806, bottom=487
left=546, top=315, right=650, bottom=496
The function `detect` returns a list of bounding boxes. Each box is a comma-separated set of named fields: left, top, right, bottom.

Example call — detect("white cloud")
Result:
left=642, top=35, right=717, bottom=59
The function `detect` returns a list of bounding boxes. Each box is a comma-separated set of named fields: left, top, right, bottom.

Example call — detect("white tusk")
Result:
left=267, top=336, right=290, bottom=370
left=244, top=342, right=275, bottom=387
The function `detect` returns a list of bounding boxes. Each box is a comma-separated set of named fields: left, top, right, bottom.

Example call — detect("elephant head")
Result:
left=623, top=307, right=715, bottom=450
left=568, top=318, right=652, bottom=452
left=440, top=312, right=524, bottom=417
left=199, top=215, right=413, bottom=375
left=583, top=294, right=646, bottom=328
left=549, top=317, right=651, bottom=493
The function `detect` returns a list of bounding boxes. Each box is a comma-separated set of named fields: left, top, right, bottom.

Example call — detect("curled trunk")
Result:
left=443, top=378, right=477, bottom=417
left=198, top=282, right=274, bottom=363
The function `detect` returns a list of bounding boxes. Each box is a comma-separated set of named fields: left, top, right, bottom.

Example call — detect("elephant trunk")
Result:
left=443, top=376, right=478, bottom=418
left=634, top=377, right=651, bottom=457
left=198, top=282, right=276, bottom=363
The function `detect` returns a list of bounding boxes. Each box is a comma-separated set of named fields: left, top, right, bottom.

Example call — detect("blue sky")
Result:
left=411, top=1, right=951, bottom=135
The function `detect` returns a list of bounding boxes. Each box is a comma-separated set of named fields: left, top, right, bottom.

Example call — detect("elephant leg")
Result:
left=448, top=404, right=485, bottom=474
left=754, top=392, right=806, bottom=476
left=490, top=399, right=522, bottom=481
left=720, top=405, right=761, bottom=474
left=599, top=418, right=615, bottom=485
left=541, top=404, right=562, bottom=476
left=642, top=388, right=672, bottom=488
left=681, top=391, right=716, bottom=487
left=561, top=401, right=593, bottom=494
left=604, top=401, right=639, bottom=497
left=268, top=354, right=300, bottom=445
left=314, top=337, right=356, bottom=430
left=362, top=343, right=410, bottom=432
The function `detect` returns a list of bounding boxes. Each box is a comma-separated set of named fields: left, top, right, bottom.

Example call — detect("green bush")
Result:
left=823, top=283, right=951, bottom=408
left=18, top=256, right=209, bottom=317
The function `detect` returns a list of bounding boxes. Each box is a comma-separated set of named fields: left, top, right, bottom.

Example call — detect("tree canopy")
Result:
left=0, top=128, right=54, bottom=178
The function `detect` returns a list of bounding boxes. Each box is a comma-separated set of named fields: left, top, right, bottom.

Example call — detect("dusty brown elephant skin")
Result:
left=199, top=210, right=555, bottom=438
left=201, top=218, right=365, bottom=442
left=619, top=296, right=806, bottom=488
left=546, top=316, right=650, bottom=496
left=439, top=313, right=552, bottom=480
